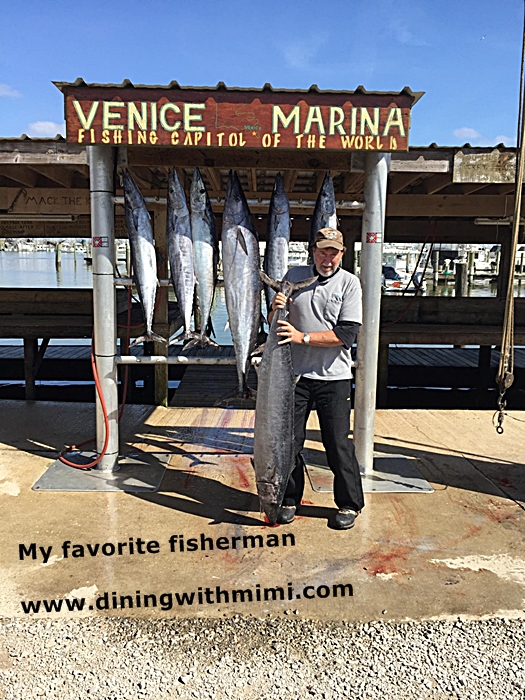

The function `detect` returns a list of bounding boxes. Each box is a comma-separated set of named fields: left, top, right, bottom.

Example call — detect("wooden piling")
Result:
left=455, top=261, right=468, bottom=297
left=55, top=242, right=62, bottom=270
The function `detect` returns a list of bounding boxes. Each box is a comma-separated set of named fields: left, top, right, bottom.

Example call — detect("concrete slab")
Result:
left=305, top=453, right=434, bottom=493
left=0, top=400, right=524, bottom=622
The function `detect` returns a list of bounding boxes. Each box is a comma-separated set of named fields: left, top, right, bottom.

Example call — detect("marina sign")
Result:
left=58, top=83, right=419, bottom=152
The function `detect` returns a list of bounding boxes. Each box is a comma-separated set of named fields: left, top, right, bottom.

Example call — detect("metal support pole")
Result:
left=89, top=145, right=119, bottom=472
left=354, top=152, right=390, bottom=475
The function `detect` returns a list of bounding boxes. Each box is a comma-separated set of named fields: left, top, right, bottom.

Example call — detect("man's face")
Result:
left=312, top=245, right=344, bottom=276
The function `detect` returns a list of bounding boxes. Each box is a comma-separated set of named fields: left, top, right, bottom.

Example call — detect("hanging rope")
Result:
left=494, top=2, right=525, bottom=434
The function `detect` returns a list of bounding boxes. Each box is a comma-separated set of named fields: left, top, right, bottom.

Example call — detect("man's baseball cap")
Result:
left=314, top=227, right=345, bottom=251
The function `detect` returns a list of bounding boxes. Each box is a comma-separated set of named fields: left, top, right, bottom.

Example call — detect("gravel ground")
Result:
left=0, top=615, right=523, bottom=699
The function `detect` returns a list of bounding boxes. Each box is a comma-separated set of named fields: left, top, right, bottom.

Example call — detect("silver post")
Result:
left=354, top=152, right=390, bottom=475
left=89, top=145, right=119, bottom=472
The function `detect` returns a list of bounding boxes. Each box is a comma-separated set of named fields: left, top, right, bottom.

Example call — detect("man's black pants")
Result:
left=283, top=377, right=364, bottom=513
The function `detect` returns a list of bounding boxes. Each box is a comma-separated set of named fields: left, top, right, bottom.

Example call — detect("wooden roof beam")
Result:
left=204, top=167, right=221, bottom=192
left=388, top=173, right=421, bottom=194
left=284, top=170, right=298, bottom=193
left=421, top=173, right=452, bottom=194
left=343, top=172, right=362, bottom=193
left=30, top=165, right=73, bottom=188
left=458, top=183, right=490, bottom=195
left=0, top=165, right=38, bottom=187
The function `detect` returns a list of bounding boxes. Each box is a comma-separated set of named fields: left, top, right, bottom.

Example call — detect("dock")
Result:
left=1, top=344, right=523, bottom=408
left=1, top=399, right=524, bottom=621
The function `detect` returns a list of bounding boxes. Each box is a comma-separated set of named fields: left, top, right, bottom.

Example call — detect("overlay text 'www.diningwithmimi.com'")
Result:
left=20, top=581, right=354, bottom=614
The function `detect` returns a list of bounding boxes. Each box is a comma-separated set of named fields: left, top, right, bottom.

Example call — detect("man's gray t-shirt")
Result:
left=284, top=265, right=362, bottom=380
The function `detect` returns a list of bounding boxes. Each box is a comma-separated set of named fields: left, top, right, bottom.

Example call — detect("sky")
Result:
left=0, top=0, right=523, bottom=147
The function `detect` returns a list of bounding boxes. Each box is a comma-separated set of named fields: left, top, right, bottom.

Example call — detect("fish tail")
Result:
left=130, top=332, right=167, bottom=347
left=184, top=333, right=220, bottom=350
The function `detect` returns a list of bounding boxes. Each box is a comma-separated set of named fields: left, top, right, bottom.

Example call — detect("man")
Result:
left=268, top=227, right=364, bottom=530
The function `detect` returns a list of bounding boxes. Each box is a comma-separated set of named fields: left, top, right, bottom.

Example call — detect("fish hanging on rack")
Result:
left=121, top=169, right=165, bottom=346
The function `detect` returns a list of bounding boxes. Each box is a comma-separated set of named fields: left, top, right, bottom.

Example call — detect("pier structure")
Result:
left=0, top=82, right=524, bottom=475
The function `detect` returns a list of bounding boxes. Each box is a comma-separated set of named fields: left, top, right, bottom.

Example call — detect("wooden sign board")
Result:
left=60, top=85, right=416, bottom=152
left=453, top=149, right=516, bottom=184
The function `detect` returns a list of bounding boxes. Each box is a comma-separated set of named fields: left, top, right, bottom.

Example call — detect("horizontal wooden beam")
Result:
left=0, top=152, right=87, bottom=166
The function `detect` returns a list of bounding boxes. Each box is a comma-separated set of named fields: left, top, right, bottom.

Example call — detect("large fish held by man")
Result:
left=221, top=170, right=261, bottom=399
left=121, top=169, right=165, bottom=346
left=167, top=169, right=197, bottom=344
left=253, top=271, right=317, bottom=524
left=188, top=167, right=219, bottom=348
left=309, top=171, right=338, bottom=251
left=263, top=173, right=290, bottom=315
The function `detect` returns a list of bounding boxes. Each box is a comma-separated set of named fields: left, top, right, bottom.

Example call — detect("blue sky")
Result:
left=0, top=0, right=523, bottom=146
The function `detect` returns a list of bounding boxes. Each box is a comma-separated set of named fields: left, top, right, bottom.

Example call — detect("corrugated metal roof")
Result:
left=0, top=135, right=66, bottom=142
left=53, top=78, right=425, bottom=105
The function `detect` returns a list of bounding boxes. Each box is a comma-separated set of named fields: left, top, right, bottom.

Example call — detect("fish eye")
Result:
left=200, top=189, right=206, bottom=194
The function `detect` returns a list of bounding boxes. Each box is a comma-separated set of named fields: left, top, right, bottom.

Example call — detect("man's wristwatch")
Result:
left=303, top=333, right=311, bottom=345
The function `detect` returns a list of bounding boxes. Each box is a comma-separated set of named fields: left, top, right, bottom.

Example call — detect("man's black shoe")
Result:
left=276, top=505, right=296, bottom=524
left=333, top=509, right=357, bottom=530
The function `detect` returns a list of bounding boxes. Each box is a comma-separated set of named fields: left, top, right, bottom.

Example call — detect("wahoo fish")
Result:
left=263, top=173, right=290, bottom=314
left=253, top=271, right=317, bottom=524
left=310, top=171, right=338, bottom=250
left=167, top=169, right=196, bottom=344
left=121, top=169, right=164, bottom=346
left=188, top=167, right=219, bottom=348
left=221, top=170, right=261, bottom=399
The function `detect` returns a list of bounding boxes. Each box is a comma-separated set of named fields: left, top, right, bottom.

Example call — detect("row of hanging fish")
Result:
left=121, top=167, right=219, bottom=349
left=121, top=166, right=338, bottom=388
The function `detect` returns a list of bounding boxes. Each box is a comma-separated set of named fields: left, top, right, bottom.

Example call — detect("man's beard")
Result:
left=314, top=262, right=341, bottom=279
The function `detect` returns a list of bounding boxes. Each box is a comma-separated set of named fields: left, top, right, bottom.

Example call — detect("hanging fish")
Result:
left=187, top=167, right=219, bottom=348
left=221, top=170, right=261, bottom=399
left=121, top=169, right=164, bottom=346
left=263, top=173, right=290, bottom=315
left=310, top=171, right=338, bottom=251
left=167, top=169, right=197, bottom=344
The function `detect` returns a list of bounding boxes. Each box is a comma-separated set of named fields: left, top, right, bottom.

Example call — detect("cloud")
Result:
left=453, top=127, right=482, bottom=141
left=0, top=83, right=21, bottom=98
left=27, top=121, right=66, bottom=137
left=283, top=34, right=329, bottom=70
left=453, top=127, right=515, bottom=146
left=388, top=18, right=429, bottom=47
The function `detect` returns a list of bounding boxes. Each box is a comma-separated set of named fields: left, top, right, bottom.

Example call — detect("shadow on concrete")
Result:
left=131, top=456, right=263, bottom=527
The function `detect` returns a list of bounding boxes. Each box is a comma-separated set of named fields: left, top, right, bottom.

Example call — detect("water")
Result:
left=0, top=251, right=234, bottom=345
left=1, top=251, right=524, bottom=347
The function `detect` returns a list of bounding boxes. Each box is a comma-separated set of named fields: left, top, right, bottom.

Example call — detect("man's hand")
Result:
left=272, top=292, right=288, bottom=311
left=268, top=292, right=291, bottom=324
left=277, top=319, right=303, bottom=345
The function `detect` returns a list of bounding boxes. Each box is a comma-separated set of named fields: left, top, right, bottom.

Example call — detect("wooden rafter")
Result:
left=247, top=168, right=258, bottom=192
left=343, top=172, right=362, bottom=194
left=204, top=167, right=221, bottom=192
left=422, top=173, right=452, bottom=195
left=30, top=165, right=73, bottom=188
left=284, top=170, right=298, bottom=193
left=0, top=165, right=38, bottom=187
left=388, top=172, right=421, bottom=195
